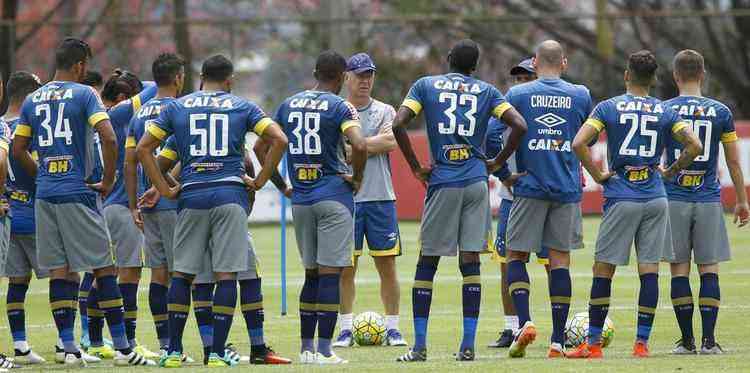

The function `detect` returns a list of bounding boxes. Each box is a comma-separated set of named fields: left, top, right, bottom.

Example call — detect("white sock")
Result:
left=505, top=315, right=520, bottom=332
left=13, top=341, right=29, bottom=352
left=385, top=315, right=399, bottom=331
left=339, top=313, right=353, bottom=331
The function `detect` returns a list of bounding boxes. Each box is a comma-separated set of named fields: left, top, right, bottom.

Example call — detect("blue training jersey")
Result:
left=275, top=90, right=360, bottom=205
left=15, top=81, right=109, bottom=199
left=506, top=78, right=592, bottom=203
left=586, top=94, right=687, bottom=201
left=484, top=117, right=511, bottom=181
left=104, top=82, right=157, bottom=206
left=5, top=117, right=35, bottom=234
left=147, top=90, right=272, bottom=209
left=402, top=73, right=511, bottom=188
left=663, top=96, right=736, bottom=203
left=127, top=96, right=177, bottom=212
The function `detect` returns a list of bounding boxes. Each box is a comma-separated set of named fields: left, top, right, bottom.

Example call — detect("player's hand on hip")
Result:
left=163, top=184, right=181, bottom=200
left=87, top=180, right=114, bottom=197
left=412, top=165, right=431, bottom=187
left=130, top=208, right=144, bottom=231
left=502, top=172, right=527, bottom=189
left=485, top=159, right=503, bottom=174
left=138, top=186, right=161, bottom=209
left=283, top=186, right=293, bottom=198
left=734, top=202, right=749, bottom=227
left=340, top=174, right=361, bottom=194
left=0, top=198, right=8, bottom=218
left=658, top=165, right=676, bottom=181
left=241, top=174, right=262, bottom=192
left=593, top=170, right=615, bottom=184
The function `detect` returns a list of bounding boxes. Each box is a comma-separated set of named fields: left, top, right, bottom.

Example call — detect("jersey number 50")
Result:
left=189, top=113, right=229, bottom=156
left=438, top=92, right=477, bottom=136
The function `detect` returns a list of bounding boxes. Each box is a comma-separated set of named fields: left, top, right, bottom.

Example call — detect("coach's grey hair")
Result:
left=535, top=40, right=564, bottom=67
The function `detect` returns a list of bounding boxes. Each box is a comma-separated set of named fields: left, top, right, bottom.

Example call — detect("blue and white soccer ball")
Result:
left=352, top=311, right=386, bottom=346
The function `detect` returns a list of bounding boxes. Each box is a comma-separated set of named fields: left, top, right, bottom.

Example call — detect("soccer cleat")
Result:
left=488, top=329, right=514, bottom=348
left=632, top=340, right=650, bottom=358
left=565, top=342, right=602, bottom=359
left=396, top=349, right=427, bottom=362
left=133, top=344, right=161, bottom=359
left=82, top=351, right=103, bottom=363
left=671, top=338, right=697, bottom=355
left=332, top=329, right=354, bottom=348
left=509, top=321, right=537, bottom=358
left=181, top=353, right=195, bottom=363
left=14, top=348, right=45, bottom=364
left=315, top=352, right=348, bottom=364
left=299, top=350, right=317, bottom=364
left=114, top=350, right=157, bottom=366
left=54, top=345, right=65, bottom=363
left=547, top=342, right=565, bottom=358
left=88, top=344, right=116, bottom=359
left=159, top=352, right=183, bottom=368
left=700, top=339, right=724, bottom=355
left=250, top=345, right=292, bottom=364
left=385, top=329, right=408, bottom=346
left=455, top=348, right=475, bottom=361
left=207, top=352, right=238, bottom=367
left=0, top=354, right=20, bottom=370
left=64, top=352, right=88, bottom=367
left=224, top=344, right=245, bottom=364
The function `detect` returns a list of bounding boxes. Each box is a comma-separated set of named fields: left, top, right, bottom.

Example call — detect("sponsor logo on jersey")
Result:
left=677, top=170, right=706, bottom=188
left=294, top=163, right=323, bottom=182
left=624, top=165, right=651, bottom=184
left=442, top=144, right=471, bottom=163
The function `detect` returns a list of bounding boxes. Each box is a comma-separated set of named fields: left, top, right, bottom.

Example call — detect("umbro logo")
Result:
left=534, top=113, right=567, bottom=128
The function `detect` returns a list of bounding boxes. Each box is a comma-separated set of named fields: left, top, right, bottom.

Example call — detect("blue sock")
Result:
left=87, top=286, right=105, bottom=347
left=671, top=276, right=694, bottom=341
left=412, top=263, right=437, bottom=351
left=240, top=279, right=265, bottom=352
left=96, top=275, right=131, bottom=354
left=316, top=274, right=340, bottom=357
left=7, top=283, right=28, bottom=344
left=149, top=283, right=169, bottom=349
left=507, top=260, right=531, bottom=326
left=299, top=273, right=318, bottom=353
left=637, top=273, right=658, bottom=342
left=212, top=280, right=237, bottom=358
left=459, top=262, right=480, bottom=351
left=699, top=273, right=720, bottom=344
left=68, top=279, right=79, bottom=334
left=192, top=283, right=214, bottom=359
left=167, top=277, right=191, bottom=354
left=588, top=277, right=611, bottom=344
left=79, top=273, right=95, bottom=341
left=119, top=283, right=139, bottom=348
left=549, top=268, right=572, bottom=345
left=50, top=279, right=76, bottom=353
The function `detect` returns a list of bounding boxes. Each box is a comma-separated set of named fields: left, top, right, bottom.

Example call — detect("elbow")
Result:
left=688, top=142, right=703, bottom=159
left=514, top=118, right=528, bottom=136
left=272, top=134, right=289, bottom=151
left=352, top=139, right=367, bottom=156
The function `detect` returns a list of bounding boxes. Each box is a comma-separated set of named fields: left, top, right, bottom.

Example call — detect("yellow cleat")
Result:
left=88, top=345, right=115, bottom=359
left=134, top=345, right=161, bottom=359
left=159, top=353, right=182, bottom=368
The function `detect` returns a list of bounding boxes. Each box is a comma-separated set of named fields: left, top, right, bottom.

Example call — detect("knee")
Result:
left=93, top=266, right=116, bottom=278
left=214, top=272, right=236, bottom=281
left=9, top=276, right=31, bottom=285
left=548, top=249, right=570, bottom=269
left=459, top=252, right=480, bottom=265
left=507, top=250, right=529, bottom=262
left=417, top=255, right=440, bottom=268
left=174, top=271, right=195, bottom=283
left=304, top=268, right=319, bottom=279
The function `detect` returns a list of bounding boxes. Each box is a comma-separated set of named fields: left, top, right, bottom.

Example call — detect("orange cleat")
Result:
left=250, top=346, right=292, bottom=365
left=632, top=340, right=650, bottom=358
left=566, top=342, right=603, bottom=359
left=547, top=343, right=566, bottom=358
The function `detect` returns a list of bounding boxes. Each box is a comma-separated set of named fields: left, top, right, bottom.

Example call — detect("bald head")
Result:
left=535, top=40, right=565, bottom=68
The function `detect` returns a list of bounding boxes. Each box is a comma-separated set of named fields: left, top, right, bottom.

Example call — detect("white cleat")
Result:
left=81, top=350, right=102, bottom=363
left=385, top=329, right=408, bottom=346
left=64, top=353, right=88, bottom=368
left=299, top=350, right=317, bottom=364
left=332, top=330, right=354, bottom=348
left=14, top=348, right=45, bottom=364
left=114, top=351, right=157, bottom=366
left=315, top=352, right=348, bottom=364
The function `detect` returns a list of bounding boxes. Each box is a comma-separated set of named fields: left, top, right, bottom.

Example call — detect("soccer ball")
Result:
left=352, top=311, right=386, bottom=346
left=564, top=311, right=615, bottom=348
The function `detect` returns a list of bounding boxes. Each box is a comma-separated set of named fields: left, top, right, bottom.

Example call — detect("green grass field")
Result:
left=1, top=216, right=748, bottom=372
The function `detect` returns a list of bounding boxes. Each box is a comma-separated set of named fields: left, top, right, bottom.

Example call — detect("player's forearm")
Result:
left=668, top=127, right=701, bottom=175
left=124, top=151, right=138, bottom=210
left=138, top=143, right=172, bottom=197
left=12, top=138, right=36, bottom=178
left=270, top=170, right=288, bottom=192
left=100, top=136, right=117, bottom=187
left=0, top=151, right=8, bottom=194
left=366, top=133, right=396, bottom=155
left=728, top=160, right=748, bottom=205
left=492, top=109, right=527, bottom=165
left=392, top=126, right=422, bottom=170
left=575, top=145, right=603, bottom=181
left=256, top=137, right=286, bottom=187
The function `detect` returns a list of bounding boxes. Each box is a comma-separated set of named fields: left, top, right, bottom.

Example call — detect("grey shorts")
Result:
left=507, top=197, right=580, bottom=253
left=173, top=204, right=249, bottom=275
left=193, top=233, right=260, bottom=283
left=36, top=198, right=113, bottom=272
left=143, top=210, right=176, bottom=270
left=4, top=234, right=49, bottom=279
left=595, top=198, right=672, bottom=266
left=0, top=217, right=9, bottom=275
left=104, top=204, right=144, bottom=268
left=666, top=201, right=730, bottom=265
left=420, top=180, right=490, bottom=256
left=292, top=200, right=354, bottom=269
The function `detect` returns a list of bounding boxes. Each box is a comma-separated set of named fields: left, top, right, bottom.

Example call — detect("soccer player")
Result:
left=567, top=50, right=702, bottom=359
left=485, top=58, right=548, bottom=349
left=392, top=39, right=528, bottom=362
left=332, top=52, right=407, bottom=348
left=136, top=54, right=287, bottom=367
left=502, top=41, right=592, bottom=358
left=11, top=37, right=155, bottom=366
left=98, top=69, right=160, bottom=359
left=663, top=50, right=749, bottom=355
left=270, top=50, right=367, bottom=364
left=2, top=71, right=46, bottom=365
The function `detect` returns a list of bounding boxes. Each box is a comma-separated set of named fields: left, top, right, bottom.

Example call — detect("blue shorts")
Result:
left=354, top=200, right=401, bottom=257
left=493, top=199, right=549, bottom=265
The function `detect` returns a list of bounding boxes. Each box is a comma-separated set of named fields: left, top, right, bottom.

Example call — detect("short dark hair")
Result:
left=153, top=53, right=185, bottom=87
left=314, top=50, right=347, bottom=82
left=101, top=69, right=142, bottom=102
left=55, top=37, right=92, bottom=70
left=627, top=50, right=658, bottom=86
left=201, top=55, right=233, bottom=82
left=6, top=71, right=41, bottom=104
left=673, top=49, right=704, bottom=82
left=448, top=39, right=480, bottom=74
left=81, top=70, right=103, bottom=88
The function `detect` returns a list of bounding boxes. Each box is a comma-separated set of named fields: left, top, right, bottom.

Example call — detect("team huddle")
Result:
left=0, top=34, right=744, bottom=370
